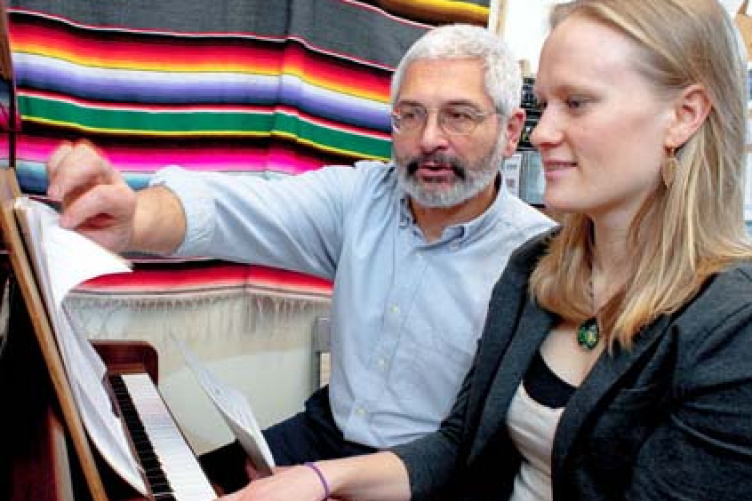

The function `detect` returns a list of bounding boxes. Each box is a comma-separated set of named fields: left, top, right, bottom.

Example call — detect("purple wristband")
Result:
left=304, top=462, right=330, bottom=500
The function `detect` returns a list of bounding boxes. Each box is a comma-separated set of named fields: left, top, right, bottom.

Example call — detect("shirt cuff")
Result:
left=150, top=165, right=215, bottom=256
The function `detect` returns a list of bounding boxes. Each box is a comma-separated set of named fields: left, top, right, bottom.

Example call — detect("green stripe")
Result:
left=17, top=95, right=392, bottom=159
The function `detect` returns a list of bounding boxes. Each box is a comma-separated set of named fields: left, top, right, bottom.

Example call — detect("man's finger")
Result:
left=48, top=141, right=120, bottom=206
left=59, top=183, right=129, bottom=229
left=46, top=142, right=74, bottom=200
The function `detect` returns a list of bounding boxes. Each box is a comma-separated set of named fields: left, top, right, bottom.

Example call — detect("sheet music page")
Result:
left=15, top=197, right=147, bottom=496
left=175, top=338, right=276, bottom=476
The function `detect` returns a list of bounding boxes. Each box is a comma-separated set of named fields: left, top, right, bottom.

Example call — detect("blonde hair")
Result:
left=530, top=0, right=752, bottom=347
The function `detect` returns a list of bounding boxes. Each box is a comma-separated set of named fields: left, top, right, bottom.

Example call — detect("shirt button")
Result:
left=391, top=305, right=400, bottom=314
left=378, top=358, right=387, bottom=370
left=356, top=407, right=367, bottom=416
left=450, top=240, right=460, bottom=251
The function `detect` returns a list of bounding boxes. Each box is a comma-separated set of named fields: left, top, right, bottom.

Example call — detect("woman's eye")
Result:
left=565, top=97, right=588, bottom=110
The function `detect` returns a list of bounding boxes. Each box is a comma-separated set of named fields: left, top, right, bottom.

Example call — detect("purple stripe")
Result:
left=14, top=60, right=391, bottom=130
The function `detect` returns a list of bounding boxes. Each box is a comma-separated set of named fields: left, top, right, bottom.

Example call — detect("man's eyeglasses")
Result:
left=391, top=104, right=498, bottom=136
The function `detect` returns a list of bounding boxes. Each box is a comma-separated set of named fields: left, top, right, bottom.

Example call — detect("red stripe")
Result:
left=79, top=263, right=333, bottom=295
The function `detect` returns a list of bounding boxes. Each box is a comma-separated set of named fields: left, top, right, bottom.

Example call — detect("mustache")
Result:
left=405, top=154, right=466, bottom=180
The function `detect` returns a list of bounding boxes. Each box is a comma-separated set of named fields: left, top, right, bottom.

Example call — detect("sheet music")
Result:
left=175, top=338, right=276, bottom=476
left=14, top=197, right=147, bottom=496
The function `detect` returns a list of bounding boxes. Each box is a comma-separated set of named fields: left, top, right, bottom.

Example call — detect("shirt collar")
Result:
left=398, top=173, right=508, bottom=245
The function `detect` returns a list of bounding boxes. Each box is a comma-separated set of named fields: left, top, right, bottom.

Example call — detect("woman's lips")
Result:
left=544, top=161, right=576, bottom=180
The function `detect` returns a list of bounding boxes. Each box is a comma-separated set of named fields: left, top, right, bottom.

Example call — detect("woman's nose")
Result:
left=530, top=109, right=561, bottom=149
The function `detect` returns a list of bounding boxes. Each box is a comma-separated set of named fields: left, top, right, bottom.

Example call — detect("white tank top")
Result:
left=506, top=382, right=564, bottom=501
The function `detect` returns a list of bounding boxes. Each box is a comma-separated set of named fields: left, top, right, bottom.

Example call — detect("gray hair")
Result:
left=390, top=23, right=522, bottom=119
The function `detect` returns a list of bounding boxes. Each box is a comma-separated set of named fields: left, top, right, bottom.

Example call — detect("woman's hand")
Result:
left=217, top=464, right=329, bottom=501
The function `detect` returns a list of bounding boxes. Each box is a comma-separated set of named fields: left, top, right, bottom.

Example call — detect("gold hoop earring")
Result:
left=662, top=147, right=678, bottom=188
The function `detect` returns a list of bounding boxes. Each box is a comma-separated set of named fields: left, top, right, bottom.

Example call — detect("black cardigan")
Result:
left=393, top=233, right=752, bottom=500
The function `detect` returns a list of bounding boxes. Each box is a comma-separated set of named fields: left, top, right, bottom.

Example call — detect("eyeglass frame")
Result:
left=390, top=102, right=500, bottom=136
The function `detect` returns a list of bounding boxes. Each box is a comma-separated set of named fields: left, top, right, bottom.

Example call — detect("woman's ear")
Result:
left=665, top=84, right=712, bottom=148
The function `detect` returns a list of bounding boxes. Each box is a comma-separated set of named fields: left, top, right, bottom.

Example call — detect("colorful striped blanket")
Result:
left=7, top=0, right=489, bottom=303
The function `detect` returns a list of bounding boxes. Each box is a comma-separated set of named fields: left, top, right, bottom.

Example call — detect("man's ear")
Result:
left=503, top=108, right=526, bottom=156
left=665, top=84, right=711, bottom=149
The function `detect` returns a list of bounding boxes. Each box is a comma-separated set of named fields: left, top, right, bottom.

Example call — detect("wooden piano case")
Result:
left=0, top=228, right=160, bottom=501
left=0, top=0, right=152, bottom=494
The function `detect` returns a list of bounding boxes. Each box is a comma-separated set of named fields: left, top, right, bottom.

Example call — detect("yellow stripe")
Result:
left=375, top=0, right=489, bottom=25
left=25, top=118, right=390, bottom=161
left=270, top=131, right=388, bottom=160
left=25, top=117, right=271, bottom=136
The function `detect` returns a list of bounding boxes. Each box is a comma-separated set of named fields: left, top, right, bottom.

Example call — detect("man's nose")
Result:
left=418, top=113, right=450, bottom=151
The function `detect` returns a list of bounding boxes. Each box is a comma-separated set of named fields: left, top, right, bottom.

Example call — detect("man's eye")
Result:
left=399, top=108, right=423, bottom=121
left=444, top=108, right=475, bottom=123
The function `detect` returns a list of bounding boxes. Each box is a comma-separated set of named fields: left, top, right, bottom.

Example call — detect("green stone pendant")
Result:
left=577, top=318, right=600, bottom=351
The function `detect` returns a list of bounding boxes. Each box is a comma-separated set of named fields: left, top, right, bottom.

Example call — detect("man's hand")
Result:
left=46, top=140, right=186, bottom=255
left=47, top=141, right=137, bottom=252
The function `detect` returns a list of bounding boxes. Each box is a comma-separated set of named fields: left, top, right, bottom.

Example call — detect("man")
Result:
left=47, top=23, right=554, bottom=488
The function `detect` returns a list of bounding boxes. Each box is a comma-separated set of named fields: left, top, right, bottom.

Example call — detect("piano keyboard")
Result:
left=110, top=373, right=217, bottom=500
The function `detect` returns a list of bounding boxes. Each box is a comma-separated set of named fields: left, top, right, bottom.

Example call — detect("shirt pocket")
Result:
left=389, top=326, right=477, bottom=422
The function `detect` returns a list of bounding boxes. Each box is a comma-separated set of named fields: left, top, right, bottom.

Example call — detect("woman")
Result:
left=220, top=0, right=752, bottom=499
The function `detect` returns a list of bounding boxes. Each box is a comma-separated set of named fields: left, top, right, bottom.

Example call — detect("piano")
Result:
left=1, top=294, right=219, bottom=500
left=0, top=1, right=218, bottom=498
left=0, top=300, right=217, bottom=500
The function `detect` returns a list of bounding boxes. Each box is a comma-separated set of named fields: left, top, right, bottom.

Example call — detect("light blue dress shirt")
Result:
left=152, top=160, right=555, bottom=448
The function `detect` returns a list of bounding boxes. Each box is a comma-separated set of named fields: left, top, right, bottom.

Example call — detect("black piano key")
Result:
left=109, top=374, right=175, bottom=497
left=108, top=373, right=216, bottom=500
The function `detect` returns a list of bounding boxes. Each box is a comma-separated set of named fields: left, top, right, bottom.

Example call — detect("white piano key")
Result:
left=120, top=373, right=216, bottom=501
